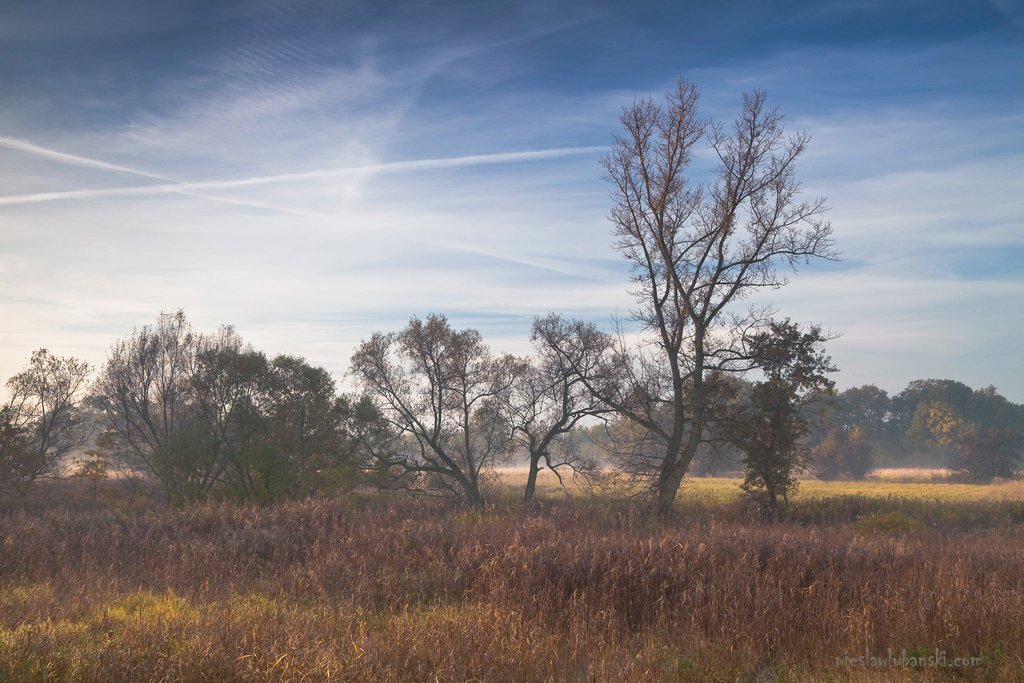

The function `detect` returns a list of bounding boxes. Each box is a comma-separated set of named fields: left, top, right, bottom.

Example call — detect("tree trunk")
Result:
left=655, top=460, right=686, bottom=515
left=523, top=454, right=541, bottom=507
left=655, top=414, right=702, bottom=515
left=462, top=476, right=484, bottom=507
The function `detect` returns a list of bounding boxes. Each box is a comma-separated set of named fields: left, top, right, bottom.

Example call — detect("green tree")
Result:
left=190, top=327, right=276, bottom=501
left=267, top=355, right=349, bottom=494
left=188, top=330, right=348, bottom=501
left=0, top=406, right=35, bottom=495
left=336, top=394, right=400, bottom=490
left=951, top=425, right=1021, bottom=481
left=724, top=321, right=836, bottom=513
left=835, top=385, right=891, bottom=437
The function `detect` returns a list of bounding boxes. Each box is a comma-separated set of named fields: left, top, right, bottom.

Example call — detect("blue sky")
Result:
left=1, top=0, right=1022, bottom=401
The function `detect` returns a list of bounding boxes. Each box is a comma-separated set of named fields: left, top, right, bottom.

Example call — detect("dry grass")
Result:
left=492, top=466, right=580, bottom=495
left=493, top=466, right=1024, bottom=503
left=1, top=488, right=1023, bottom=681
left=679, top=476, right=1024, bottom=503
left=869, top=468, right=954, bottom=482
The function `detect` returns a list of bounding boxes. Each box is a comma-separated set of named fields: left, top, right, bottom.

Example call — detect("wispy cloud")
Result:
left=443, top=242, right=617, bottom=282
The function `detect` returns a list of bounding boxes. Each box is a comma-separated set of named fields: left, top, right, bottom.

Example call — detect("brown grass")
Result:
left=869, top=467, right=954, bottom=482
left=491, top=466, right=1024, bottom=504
left=1, top=489, right=1023, bottom=681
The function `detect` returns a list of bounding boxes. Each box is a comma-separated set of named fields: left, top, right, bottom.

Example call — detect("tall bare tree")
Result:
left=597, top=79, right=836, bottom=513
left=349, top=314, right=518, bottom=505
left=0, top=349, right=91, bottom=494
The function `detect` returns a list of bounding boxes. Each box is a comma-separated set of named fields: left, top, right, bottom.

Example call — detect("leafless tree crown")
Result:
left=599, top=79, right=837, bottom=512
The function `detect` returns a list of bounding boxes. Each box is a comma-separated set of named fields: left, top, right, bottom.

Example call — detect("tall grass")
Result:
left=1, top=491, right=1022, bottom=680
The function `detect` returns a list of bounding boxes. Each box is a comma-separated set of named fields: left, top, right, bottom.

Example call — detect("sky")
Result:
left=1, top=0, right=1022, bottom=402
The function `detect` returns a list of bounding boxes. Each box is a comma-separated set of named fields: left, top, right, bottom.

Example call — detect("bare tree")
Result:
left=0, top=349, right=92, bottom=494
left=92, top=310, right=210, bottom=501
left=597, top=79, right=836, bottom=513
left=349, top=314, right=518, bottom=505
left=502, top=315, right=614, bottom=506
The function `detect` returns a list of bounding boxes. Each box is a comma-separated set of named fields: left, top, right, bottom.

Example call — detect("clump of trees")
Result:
left=92, top=311, right=359, bottom=503
left=345, top=313, right=615, bottom=507
left=812, top=425, right=874, bottom=480
left=2, top=314, right=1021, bottom=507
left=902, top=388, right=1023, bottom=481
left=812, top=380, right=1023, bottom=482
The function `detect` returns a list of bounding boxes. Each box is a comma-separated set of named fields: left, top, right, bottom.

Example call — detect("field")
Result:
left=496, top=466, right=1024, bottom=503
left=2, top=477, right=1023, bottom=681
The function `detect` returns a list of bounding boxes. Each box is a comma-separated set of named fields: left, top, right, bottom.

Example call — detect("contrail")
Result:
left=0, top=136, right=172, bottom=181
left=0, top=136, right=327, bottom=217
left=0, top=146, right=605, bottom=206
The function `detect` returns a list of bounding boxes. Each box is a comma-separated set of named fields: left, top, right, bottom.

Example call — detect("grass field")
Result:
left=2, top=478, right=1023, bottom=681
left=680, top=476, right=1024, bottom=503
left=495, top=466, right=1024, bottom=503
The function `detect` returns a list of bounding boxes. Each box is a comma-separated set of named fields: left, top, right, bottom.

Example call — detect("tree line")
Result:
left=3, top=80, right=1020, bottom=513
left=813, top=380, right=1024, bottom=482
left=2, top=313, right=1019, bottom=511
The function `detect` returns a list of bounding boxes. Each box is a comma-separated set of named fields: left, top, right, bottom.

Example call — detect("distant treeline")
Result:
left=1, top=310, right=1021, bottom=511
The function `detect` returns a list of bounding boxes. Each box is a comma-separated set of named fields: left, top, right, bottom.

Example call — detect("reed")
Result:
left=1, top=492, right=1022, bottom=680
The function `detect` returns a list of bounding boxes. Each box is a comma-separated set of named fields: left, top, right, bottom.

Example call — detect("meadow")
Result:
left=1, top=476, right=1023, bottom=681
left=496, top=466, right=1024, bottom=503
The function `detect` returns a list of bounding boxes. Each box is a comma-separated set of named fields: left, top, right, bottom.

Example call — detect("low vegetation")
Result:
left=1, top=479, right=1023, bottom=681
